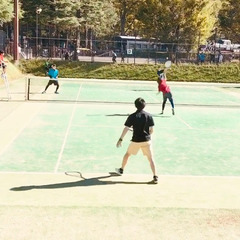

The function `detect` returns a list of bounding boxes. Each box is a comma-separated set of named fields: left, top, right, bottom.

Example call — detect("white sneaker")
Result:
left=115, top=168, right=123, bottom=175
left=153, top=176, right=158, bottom=184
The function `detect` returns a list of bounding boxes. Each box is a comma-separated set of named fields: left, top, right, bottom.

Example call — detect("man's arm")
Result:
left=149, top=126, right=153, bottom=135
left=116, top=126, right=130, bottom=147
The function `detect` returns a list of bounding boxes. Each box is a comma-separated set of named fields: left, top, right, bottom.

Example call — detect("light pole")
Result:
left=133, top=19, right=137, bottom=65
left=36, top=7, right=42, bottom=57
left=13, top=0, right=19, bottom=62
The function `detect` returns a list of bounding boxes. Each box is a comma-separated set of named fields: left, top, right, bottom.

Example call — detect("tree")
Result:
left=136, top=0, right=222, bottom=44
left=52, top=0, right=118, bottom=46
left=218, top=0, right=240, bottom=42
left=113, top=0, right=146, bottom=35
left=0, top=0, right=14, bottom=24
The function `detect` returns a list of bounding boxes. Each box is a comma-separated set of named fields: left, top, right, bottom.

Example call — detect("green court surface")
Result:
left=1, top=78, right=240, bottom=176
left=1, top=78, right=240, bottom=240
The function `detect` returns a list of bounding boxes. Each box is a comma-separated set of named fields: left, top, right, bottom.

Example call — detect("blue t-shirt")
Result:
left=48, top=68, right=59, bottom=79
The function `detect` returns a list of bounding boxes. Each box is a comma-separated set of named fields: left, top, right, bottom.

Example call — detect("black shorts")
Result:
left=48, top=80, right=58, bottom=86
left=1, top=63, right=6, bottom=69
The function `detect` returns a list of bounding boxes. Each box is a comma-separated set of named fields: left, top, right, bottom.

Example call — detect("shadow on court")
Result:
left=10, top=172, right=156, bottom=191
left=88, top=113, right=171, bottom=118
left=131, top=89, right=155, bottom=92
left=105, top=114, right=170, bottom=118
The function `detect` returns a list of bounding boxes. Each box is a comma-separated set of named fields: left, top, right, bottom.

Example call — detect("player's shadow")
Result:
left=10, top=172, right=156, bottom=191
left=105, top=114, right=129, bottom=117
left=152, top=114, right=171, bottom=118
left=131, top=89, right=155, bottom=92
left=106, top=114, right=171, bottom=118
left=87, top=114, right=130, bottom=117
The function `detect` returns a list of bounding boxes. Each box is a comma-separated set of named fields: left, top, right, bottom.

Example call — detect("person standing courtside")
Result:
left=42, top=64, right=60, bottom=94
left=0, top=50, right=8, bottom=76
left=115, top=98, right=158, bottom=184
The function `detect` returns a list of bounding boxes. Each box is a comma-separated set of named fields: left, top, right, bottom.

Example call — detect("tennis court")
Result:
left=0, top=77, right=240, bottom=239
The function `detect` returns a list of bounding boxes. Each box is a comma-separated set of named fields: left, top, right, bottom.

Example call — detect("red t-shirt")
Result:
left=158, top=79, right=170, bottom=93
left=0, top=54, right=4, bottom=64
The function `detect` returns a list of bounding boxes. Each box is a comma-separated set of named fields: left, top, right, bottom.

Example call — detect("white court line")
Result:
left=0, top=103, right=45, bottom=156
left=175, top=115, right=193, bottom=129
left=54, top=84, right=82, bottom=173
left=214, top=86, right=240, bottom=101
left=147, top=91, right=193, bottom=129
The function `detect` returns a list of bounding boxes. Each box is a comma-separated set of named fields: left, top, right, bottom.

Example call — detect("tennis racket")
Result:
left=65, top=171, right=85, bottom=179
left=164, top=60, right=172, bottom=68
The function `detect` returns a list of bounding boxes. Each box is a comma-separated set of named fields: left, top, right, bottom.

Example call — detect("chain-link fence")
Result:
left=3, top=34, right=240, bottom=64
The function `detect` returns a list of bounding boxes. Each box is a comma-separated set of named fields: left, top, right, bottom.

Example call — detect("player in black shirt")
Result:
left=116, top=98, right=158, bottom=184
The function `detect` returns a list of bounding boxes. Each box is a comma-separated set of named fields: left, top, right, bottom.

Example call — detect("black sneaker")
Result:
left=115, top=168, right=123, bottom=175
left=55, top=91, right=59, bottom=94
left=172, top=109, right=175, bottom=115
left=153, top=175, right=158, bottom=184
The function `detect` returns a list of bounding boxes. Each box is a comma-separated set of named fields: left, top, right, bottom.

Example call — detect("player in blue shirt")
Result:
left=42, top=64, right=59, bottom=94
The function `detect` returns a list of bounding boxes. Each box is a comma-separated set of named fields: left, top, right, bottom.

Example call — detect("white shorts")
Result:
left=127, top=141, right=153, bottom=158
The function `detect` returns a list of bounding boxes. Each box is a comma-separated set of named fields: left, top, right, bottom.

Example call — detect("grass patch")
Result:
left=19, top=59, right=240, bottom=83
left=0, top=58, right=24, bottom=85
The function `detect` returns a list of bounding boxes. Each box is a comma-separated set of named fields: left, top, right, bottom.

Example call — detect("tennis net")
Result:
left=26, top=77, right=240, bottom=107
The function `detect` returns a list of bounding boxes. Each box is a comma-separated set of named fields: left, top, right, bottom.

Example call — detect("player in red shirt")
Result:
left=157, top=68, right=175, bottom=115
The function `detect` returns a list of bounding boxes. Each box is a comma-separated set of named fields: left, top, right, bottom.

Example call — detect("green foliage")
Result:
left=9, top=0, right=238, bottom=47
left=218, top=0, right=240, bottom=41
left=0, top=0, right=14, bottom=23
left=113, top=0, right=145, bottom=35
left=19, top=60, right=240, bottom=83
left=20, top=0, right=117, bottom=38
left=135, top=0, right=222, bottom=45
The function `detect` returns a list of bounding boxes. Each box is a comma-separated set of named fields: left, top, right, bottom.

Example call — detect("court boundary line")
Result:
left=175, top=115, right=193, bottom=129
left=0, top=102, right=45, bottom=157
left=146, top=90, right=193, bottom=129
left=54, top=83, right=83, bottom=173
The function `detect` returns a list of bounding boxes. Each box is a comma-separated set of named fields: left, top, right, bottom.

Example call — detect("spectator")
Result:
left=218, top=52, right=223, bottom=63
left=121, top=52, right=125, bottom=63
left=0, top=50, right=8, bottom=75
left=198, top=52, right=205, bottom=64
left=112, top=50, right=117, bottom=63
left=65, top=51, right=70, bottom=60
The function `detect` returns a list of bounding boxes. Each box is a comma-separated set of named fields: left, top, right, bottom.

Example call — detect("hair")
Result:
left=134, top=98, right=146, bottom=111
left=0, top=50, right=4, bottom=54
left=157, top=69, right=164, bottom=76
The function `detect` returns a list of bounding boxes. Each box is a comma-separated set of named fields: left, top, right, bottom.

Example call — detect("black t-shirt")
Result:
left=125, top=110, right=154, bottom=142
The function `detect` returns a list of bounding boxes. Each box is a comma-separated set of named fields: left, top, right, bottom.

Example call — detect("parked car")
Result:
left=215, top=39, right=240, bottom=51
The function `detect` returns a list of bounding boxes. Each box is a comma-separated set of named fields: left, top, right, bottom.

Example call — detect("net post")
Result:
left=27, top=78, right=30, bottom=100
